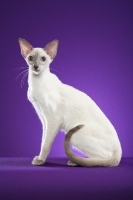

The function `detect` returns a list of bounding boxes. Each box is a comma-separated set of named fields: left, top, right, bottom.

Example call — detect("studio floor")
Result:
left=0, top=157, right=133, bottom=200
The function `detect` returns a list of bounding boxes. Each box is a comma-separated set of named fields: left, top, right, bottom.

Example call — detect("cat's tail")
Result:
left=64, top=125, right=121, bottom=167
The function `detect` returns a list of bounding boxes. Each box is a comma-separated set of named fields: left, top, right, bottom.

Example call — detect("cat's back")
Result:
left=61, top=83, right=94, bottom=106
left=61, top=83, right=113, bottom=128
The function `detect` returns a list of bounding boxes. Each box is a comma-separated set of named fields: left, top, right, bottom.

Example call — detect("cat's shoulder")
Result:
left=49, top=72, right=62, bottom=84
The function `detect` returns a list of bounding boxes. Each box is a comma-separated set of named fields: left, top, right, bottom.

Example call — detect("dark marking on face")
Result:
left=28, top=56, right=33, bottom=61
left=41, top=56, right=46, bottom=62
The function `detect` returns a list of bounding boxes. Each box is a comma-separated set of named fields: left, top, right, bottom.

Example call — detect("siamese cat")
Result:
left=19, top=38, right=122, bottom=167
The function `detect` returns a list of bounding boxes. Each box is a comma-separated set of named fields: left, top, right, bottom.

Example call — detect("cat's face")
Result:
left=25, top=48, right=51, bottom=75
left=19, top=39, right=58, bottom=75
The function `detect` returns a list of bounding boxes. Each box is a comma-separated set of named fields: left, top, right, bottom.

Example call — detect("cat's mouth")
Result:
left=33, top=70, right=40, bottom=75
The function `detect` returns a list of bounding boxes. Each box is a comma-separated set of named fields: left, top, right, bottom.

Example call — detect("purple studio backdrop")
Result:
left=0, top=0, right=133, bottom=158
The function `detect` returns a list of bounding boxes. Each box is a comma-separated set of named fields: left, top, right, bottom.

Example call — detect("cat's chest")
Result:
left=27, top=73, right=62, bottom=113
left=27, top=84, right=61, bottom=114
left=27, top=86, right=50, bottom=106
left=28, top=85, right=43, bottom=101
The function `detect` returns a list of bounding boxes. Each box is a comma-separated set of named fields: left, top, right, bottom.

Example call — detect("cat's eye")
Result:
left=28, top=56, right=33, bottom=61
left=41, top=57, right=46, bottom=62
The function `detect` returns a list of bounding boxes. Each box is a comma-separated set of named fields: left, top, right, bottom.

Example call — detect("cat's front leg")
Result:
left=32, top=156, right=44, bottom=165
left=32, top=118, right=59, bottom=166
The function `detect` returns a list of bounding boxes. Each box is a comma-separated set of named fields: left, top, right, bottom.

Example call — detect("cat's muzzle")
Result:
left=32, top=65, right=40, bottom=75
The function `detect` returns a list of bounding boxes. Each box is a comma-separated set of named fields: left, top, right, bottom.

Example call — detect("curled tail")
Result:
left=64, top=125, right=121, bottom=167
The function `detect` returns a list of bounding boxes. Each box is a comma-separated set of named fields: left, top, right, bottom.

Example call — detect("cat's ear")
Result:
left=44, top=40, right=58, bottom=60
left=18, top=38, right=33, bottom=58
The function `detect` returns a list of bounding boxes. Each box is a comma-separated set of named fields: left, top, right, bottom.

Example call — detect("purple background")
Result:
left=0, top=0, right=133, bottom=158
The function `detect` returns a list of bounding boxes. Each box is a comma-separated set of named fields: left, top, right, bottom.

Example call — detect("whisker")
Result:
left=50, top=67, right=60, bottom=74
left=21, top=71, right=28, bottom=88
left=13, top=67, right=28, bottom=71
left=15, top=69, right=28, bottom=80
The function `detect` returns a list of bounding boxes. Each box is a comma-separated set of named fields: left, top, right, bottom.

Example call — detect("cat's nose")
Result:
left=34, top=65, right=39, bottom=70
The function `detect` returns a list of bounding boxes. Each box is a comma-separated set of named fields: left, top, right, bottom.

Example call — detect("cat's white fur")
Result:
left=19, top=38, right=122, bottom=166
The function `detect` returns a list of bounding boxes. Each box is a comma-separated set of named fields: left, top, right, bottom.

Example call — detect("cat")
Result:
left=18, top=38, right=122, bottom=167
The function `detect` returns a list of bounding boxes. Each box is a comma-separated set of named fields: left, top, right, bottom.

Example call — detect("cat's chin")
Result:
left=33, top=71, right=40, bottom=75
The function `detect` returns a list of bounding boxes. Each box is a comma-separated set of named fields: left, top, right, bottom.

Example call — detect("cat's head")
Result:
left=19, top=38, right=58, bottom=75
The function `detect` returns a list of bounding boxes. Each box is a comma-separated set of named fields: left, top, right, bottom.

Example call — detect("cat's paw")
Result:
left=32, top=156, right=45, bottom=166
left=67, top=160, right=78, bottom=166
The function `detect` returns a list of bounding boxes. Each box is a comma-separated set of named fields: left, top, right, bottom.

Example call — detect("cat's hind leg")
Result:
left=67, top=160, right=78, bottom=166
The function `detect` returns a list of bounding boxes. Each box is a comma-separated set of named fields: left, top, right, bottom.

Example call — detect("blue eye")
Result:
left=28, top=56, right=33, bottom=61
left=41, top=57, right=46, bottom=62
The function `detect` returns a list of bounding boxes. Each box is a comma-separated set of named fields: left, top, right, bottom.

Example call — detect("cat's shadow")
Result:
left=0, top=158, right=81, bottom=169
